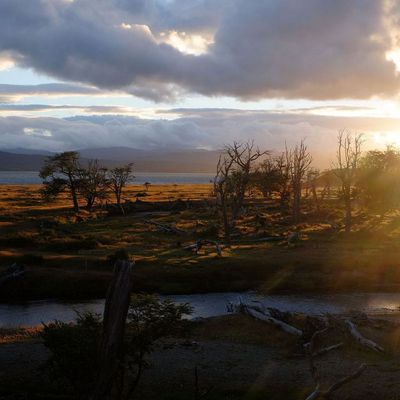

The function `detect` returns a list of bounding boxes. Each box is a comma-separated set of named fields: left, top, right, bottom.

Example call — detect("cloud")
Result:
left=0, top=110, right=398, bottom=167
left=0, top=0, right=398, bottom=101
left=0, top=83, right=104, bottom=103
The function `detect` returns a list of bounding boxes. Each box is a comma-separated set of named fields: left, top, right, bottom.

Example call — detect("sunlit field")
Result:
left=3, top=182, right=400, bottom=302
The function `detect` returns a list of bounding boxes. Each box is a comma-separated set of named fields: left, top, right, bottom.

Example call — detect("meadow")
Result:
left=2, top=182, right=400, bottom=301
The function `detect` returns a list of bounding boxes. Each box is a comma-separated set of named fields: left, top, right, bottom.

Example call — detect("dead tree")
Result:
left=274, top=152, right=292, bottom=209
left=214, top=141, right=267, bottom=241
left=333, top=129, right=363, bottom=233
left=287, top=140, right=313, bottom=224
left=306, top=168, right=321, bottom=214
left=91, top=260, right=133, bottom=400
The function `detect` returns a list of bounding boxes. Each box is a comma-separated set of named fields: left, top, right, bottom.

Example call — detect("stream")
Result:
left=2, top=292, right=400, bottom=327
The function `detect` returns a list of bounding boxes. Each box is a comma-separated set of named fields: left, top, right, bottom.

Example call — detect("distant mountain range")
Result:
left=0, top=147, right=220, bottom=172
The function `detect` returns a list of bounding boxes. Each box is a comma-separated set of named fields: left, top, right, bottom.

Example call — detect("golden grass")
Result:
left=0, top=326, right=42, bottom=345
left=3, top=183, right=400, bottom=300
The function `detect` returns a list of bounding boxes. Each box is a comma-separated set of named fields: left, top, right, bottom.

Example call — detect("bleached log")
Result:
left=143, top=219, right=185, bottom=235
left=240, top=304, right=303, bottom=336
left=345, top=319, right=384, bottom=352
left=312, top=342, right=343, bottom=357
left=305, top=363, right=367, bottom=400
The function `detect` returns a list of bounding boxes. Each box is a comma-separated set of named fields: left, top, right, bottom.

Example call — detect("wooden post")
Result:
left=91, top=259, right=133, bottom=400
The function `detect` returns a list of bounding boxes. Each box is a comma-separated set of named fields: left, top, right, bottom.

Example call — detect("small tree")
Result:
left=108, top=164, right=134, bottom=205
left=333, top=129, right=363, bottom=233
left=40, top=151, right=81, bottom=212
left=251, top=156, right=282, bottom=199
left=124, top=295, right=191, bottom=397
left=79, top=160, right=109, bottom=211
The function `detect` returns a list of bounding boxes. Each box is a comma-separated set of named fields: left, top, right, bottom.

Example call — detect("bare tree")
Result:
left=287, top=140, right=313, bottom=223
left=214, top=141, right=267, bottom=240
left=214, top=153, right=236, bottom=241
left=333, top=129, right=363, bottom=233
left=108, top=164, right=134, bottom=205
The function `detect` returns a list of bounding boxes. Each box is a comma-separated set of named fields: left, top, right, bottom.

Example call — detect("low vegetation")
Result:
left=2, top=132, right=400, bottom=300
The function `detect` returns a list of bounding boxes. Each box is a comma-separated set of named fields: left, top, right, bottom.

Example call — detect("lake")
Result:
left=0, top=171, right=215, bottom=185
left=2, top=292, right=400, bottom=328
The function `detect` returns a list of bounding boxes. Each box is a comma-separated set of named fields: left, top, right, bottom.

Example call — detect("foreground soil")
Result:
left=1, top=315, right=400, bottom=399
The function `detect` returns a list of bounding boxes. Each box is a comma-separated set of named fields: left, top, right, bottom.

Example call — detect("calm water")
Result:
left=0, top=171, right=214, bottom=185
left=2, top=292, right=400, bottom=328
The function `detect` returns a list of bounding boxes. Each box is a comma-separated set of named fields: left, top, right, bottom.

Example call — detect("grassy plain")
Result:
left=2, top=183, right=400, bottom=300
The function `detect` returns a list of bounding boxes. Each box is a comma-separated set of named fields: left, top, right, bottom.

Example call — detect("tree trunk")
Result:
left=344, top=189, right=352, bottom=233
left=293, top=184, right=301, bottom=224
left=71, top=185, right=79, bottom=212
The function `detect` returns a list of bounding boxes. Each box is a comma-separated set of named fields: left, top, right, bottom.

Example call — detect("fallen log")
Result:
left=312, top=342, right=344, bottom=357
left=345, top=319, right=384, bottom=353
left=183, top=240, right=222, bottom=256
left=238, top=303, right=303, bottom=337
left=305, top=326, right=367, bottom=400
left=305, top=363, right=367, bottom=400
left=143, top=219, right=185, bottom=235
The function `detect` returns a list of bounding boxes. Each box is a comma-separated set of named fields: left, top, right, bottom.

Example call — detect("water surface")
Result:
left=2, top=292, right=400, bottom=328
left=0, top=171, right=214, bottom=185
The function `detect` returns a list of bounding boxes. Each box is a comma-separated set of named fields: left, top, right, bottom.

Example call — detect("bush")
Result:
left=41, top=296, right=192, bottom=398
left=41, top=312, right=102, bottom=395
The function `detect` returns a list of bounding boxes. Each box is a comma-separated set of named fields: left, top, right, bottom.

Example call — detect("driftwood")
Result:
left=143, top=219, right=185, bottom=235
left=305, top=327, right=366, bottom=400
left=91, top=260, right=134, bottom=400
left=312, top=342, right=344, bottom=357
left=305, top=363, right=367, bottom=400
left=238, top=303, right=303, bottom=337
left=235, top=301, right=385, bottom=352
left=345, top=319, right=384, bottom=353
left=183, top=240, right=222, bottom=256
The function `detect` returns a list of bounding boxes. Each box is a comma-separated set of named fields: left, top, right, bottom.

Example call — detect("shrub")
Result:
left=41, top=312, right=102, bottom=395
left=41, top=296, right=192, bottom=398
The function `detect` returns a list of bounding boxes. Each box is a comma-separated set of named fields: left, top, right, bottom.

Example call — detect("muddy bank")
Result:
left=1, top=315, right=399, bottom=399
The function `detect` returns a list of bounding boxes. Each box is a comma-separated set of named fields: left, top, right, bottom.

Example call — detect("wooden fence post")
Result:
left=91, top=259, right=133, bottom=400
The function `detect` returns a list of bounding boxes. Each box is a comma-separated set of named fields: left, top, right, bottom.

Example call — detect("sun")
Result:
left=373, top=132, right=400, bottom=149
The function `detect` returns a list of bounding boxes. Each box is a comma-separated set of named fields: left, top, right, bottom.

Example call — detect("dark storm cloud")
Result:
left=0, top=0, right=399, bottom=101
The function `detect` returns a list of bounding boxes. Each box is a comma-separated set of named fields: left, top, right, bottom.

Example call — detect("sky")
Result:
left=1, top=0, right=400, bottom=166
